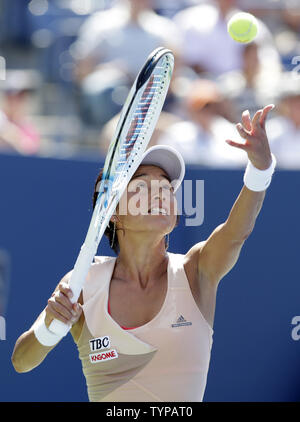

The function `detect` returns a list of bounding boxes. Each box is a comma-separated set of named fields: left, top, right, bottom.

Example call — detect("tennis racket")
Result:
left=49, top=47, right=174, bottom=337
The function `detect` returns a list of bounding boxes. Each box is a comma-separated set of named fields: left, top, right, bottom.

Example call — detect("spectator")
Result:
left=267, top=72, right=300, bottom=169
left=280, top=7, right=300, bottom=34
left=272, top=6, right=300, bottom=72
left=217, top=41, right=280, bottom=120
left=156, top=78, right=247, bottom=167
left=154, top=0, right=206, bottom=19
left=173, top=0, right=281, bottom=77
left=72, top=0, right=182, bottom=127
left=0, top=70, right=41, bottom=155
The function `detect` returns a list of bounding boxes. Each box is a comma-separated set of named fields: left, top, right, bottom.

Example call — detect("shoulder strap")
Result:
left=83, top=256, right=116, bottom=303
left=167, top=252, right=189, bottom=289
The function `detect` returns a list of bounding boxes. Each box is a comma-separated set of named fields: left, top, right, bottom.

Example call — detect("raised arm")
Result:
left=186, top=104, right=276, bottom=285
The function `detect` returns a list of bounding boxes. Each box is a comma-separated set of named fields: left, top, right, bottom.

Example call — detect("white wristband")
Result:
left=33, top=311, right=63, bottom=347
left=243, top=153, right=276, bottom=192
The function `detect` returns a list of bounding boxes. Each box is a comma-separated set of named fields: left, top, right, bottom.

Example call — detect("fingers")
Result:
left=252, top=109, right=263, bottom=130
left=47, top=299, right=73, bottom=325
left=236, top=123, right=250, bottom=140
left=240, top=105, right=275, bottom=134
left=46, top=282, right=81, bottom=326
left=252, top=105, right=275, bottom=131
left=58, top=281, right=73, bottom=300
left=225, top=139, right=248, bottom=151
left=259, top=104, right=275, bottom=129
left=242, top=110, right=252, bottom=132
left=228, top=105, right=275, bottom=153
left=232, top=110, right=261, bottom=148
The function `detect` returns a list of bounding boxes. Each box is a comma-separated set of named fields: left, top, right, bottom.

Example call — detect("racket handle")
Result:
left=48, top=318, right=71, bottom=338
left=48, top=242, right=96, bottom=337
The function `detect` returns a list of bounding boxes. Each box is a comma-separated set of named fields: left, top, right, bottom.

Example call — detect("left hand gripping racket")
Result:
left=49, top=47, right=174, bottom=337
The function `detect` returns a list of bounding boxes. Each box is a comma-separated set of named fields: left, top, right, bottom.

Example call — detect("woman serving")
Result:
left=12, top=105, right=276, bottom=402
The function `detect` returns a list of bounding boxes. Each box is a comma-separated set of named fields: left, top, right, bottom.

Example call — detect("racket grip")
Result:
left=48, top=318, right=71, bottom=337
left=48, top=243, right=96, bottom=337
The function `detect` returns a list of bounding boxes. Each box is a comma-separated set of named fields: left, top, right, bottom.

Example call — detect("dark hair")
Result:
left=92, top=169, right=120, bottom=254
left=92, top=168, right=180, bottom=254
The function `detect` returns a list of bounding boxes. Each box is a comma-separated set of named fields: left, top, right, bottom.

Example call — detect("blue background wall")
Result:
left=0, top=153, right=299, bottom=402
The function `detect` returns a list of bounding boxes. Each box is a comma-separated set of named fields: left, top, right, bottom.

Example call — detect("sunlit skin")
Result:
left=115, top=164, right=177, bottom=238
left=12, top=105, right=275, bottom=373
left=103, top=165, right=178, bottom=327
left=75, top=0, right=154, bottom=81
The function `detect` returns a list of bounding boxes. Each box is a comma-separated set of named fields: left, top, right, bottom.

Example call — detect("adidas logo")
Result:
left=177, top=315, right=186, bottom=323
left=171, top=315, right=192, bottom=328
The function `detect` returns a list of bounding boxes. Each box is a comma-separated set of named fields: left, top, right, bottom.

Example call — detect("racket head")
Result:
left=98, top=47, right=173, bottom=192
left=93, top=48, right=174, bottom=244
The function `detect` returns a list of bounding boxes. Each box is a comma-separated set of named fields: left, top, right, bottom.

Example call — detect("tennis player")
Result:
left=12, top=105, right=276, bottom=402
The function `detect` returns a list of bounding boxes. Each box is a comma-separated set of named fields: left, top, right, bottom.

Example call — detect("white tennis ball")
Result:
left=227, top=12, right=258, bottom=44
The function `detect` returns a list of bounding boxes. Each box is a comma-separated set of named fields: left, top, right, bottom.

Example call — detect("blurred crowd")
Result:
left=0, top=0, right=300, bottom=168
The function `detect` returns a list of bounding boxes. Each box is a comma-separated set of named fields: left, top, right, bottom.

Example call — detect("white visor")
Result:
left=139, top=145, right=185, bottom=193
left=96, top=145, right=185, bottom=193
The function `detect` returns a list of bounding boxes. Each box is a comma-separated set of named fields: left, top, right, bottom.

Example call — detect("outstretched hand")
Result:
left=226, top=104, right=274, bottom=170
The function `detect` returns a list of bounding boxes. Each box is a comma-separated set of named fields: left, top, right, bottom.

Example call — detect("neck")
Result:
left=3, top=107, right=23, bottom=122
left=115, top=231, right=168, bottom=288
left=243, top=68, right=256, bottom=86
left=193, top=113, right=214, bottom=132
left=219, top=6, right=231, bottom=20
left=129, top=4, right=148, bottom=23
left=129, top=7, right=140, bottom=23
left=293, top=120, right=300, bottom=129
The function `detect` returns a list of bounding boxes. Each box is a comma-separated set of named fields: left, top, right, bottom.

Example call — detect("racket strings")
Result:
left=98, top=54, right=173, bottom=204
left=116, top=63, right=170, bottom=166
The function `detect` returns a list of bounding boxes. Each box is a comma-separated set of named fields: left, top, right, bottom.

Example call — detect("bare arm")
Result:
left=11, top=311, right=57, bottom=373
left=196, top=187, right=265, bottom=284
left=11, top=273, right=82, bottom=373
left=187, top=105, right=275, bottom=285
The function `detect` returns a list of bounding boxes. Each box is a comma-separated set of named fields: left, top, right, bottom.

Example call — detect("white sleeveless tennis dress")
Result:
left=74, top=252, right=213, bottom=402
